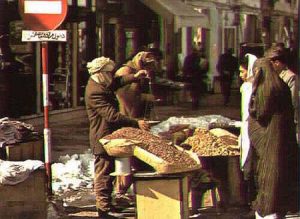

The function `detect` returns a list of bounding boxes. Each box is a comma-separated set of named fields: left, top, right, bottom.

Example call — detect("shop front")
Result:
left=0, top=1, right=96, bottom=118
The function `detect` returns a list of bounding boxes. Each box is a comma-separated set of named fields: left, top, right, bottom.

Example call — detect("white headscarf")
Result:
left=87, top=57, right=115, bottom=75
left=87, top=57, right=116, bottom=84
left=245, top=53, right=257, bottom=79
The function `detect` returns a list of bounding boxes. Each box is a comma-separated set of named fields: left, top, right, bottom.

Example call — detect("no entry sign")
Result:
left=19, top=0, right=68, bottom=31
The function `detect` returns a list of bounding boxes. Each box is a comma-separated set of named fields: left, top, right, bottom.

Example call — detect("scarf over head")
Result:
left=245, top=53, right=257, bottom=79
left=127, top=51, right=156, bottom=70
left=87, top=57, right=115, bottom=75
left=87, top=57, right=116, bottom=84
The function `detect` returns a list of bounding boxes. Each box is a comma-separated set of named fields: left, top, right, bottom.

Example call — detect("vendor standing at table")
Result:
left=113, top=51, right=158, bottom=206
left=115, top=51, right=158, bottom=118
left=85, top=56, right=150, bottom=219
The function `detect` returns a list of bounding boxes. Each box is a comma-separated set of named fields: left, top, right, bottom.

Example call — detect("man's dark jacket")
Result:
left=85, top=73, right=139, bottom=155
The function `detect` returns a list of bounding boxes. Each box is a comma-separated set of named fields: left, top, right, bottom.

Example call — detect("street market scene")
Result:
left=0, top=0, right=299, bottom=219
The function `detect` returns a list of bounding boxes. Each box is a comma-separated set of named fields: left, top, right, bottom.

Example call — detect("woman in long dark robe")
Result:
left=248, top=58, right=298, bottom=218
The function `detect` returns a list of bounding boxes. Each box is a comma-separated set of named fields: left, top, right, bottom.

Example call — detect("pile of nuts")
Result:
left=182, top=128, right=239, bottom=157
left=104, top=127, right=197, bottom=167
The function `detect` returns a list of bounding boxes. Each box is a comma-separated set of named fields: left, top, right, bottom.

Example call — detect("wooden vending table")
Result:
left=134, top=172, right=189, bottom=219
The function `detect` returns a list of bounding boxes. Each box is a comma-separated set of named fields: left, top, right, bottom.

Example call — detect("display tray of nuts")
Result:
left=182, top=128, right=240, bottom=157
left=100, top=138, right=141, bottom=157
left=103, top=127, right=201, bottom=174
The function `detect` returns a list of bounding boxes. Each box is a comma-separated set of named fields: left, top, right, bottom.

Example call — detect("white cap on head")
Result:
left=87, top=57, right=115, bottom=75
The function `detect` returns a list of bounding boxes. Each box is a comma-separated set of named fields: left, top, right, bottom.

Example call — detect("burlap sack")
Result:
left=100, top=138, right=142, bottom=157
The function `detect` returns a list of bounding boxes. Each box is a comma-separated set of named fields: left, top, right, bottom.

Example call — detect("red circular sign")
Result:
left=19, top=0, right=68, bottom=31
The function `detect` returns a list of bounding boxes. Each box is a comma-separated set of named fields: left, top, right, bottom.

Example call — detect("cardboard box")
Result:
left=3, top=139, right=44, bottom=161
left=0, top=169, right=47, bottom=218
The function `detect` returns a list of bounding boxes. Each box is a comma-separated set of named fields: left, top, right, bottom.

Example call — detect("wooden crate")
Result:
left=0, top=168, right=47, bottom=218
left=134, top=173, right=189, bottom=219
left=3, top=139, right=44, bottom=161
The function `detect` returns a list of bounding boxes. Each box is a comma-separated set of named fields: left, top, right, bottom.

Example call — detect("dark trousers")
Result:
left=94, top=154, right=115, bottom=211
left=115, top=157, right=153, bottom=194
left=190, top=81, right=205, bottom=109
left=220, top=77, right=232, bottom=105
left=243, top=146, right=258, bottom=206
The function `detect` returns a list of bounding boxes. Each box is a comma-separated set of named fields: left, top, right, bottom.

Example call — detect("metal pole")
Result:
left=295, top=1, right=300, bottom=144
left=42, top=42, right=52, bottom=195
left=35, top=42, right=42, bottom=114
left=101, top=13, right=105, bottom=55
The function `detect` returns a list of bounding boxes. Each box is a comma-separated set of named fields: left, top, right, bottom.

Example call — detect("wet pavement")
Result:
left=27, top=90, right=299, bottom=218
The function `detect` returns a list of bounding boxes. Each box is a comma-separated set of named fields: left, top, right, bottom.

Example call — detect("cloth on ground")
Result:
left=0, top=117, right=40, bottom=147
left=0, top=159, right=44, bottom=185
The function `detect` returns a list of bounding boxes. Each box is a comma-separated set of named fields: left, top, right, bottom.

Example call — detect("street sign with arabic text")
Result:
left=22, top=30, right=67, bottom=42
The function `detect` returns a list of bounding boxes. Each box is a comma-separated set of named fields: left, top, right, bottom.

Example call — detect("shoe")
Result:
left=97, top=208, right=125, bottom=219
left=113, top=193, right=135, bottom=208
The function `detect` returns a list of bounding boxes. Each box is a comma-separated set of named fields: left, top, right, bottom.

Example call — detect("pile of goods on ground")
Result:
left=181, top=128, right=239, bottom=157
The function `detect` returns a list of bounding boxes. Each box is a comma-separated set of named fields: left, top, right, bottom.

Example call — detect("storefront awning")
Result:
left=140, top=0, right=209, bottom=31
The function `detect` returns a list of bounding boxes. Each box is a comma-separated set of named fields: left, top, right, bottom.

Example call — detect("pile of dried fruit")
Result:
left=104, top=127, right=197, bottom=167
left=182, top=128, right=239, bottom=157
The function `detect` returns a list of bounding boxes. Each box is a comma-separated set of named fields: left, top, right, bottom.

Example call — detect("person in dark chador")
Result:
left=216, top=48, right=239, bottom=106
left=84, top=56, right=150, bottom=219
left=248, top=58, right=299, bottom=219
left=182, top=45, right=209, bottom=109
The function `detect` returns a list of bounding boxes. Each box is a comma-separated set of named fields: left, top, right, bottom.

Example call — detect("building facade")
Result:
left=0, top=0, right=298, bottom=118
left=0, top=0, right=97, bottom=117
